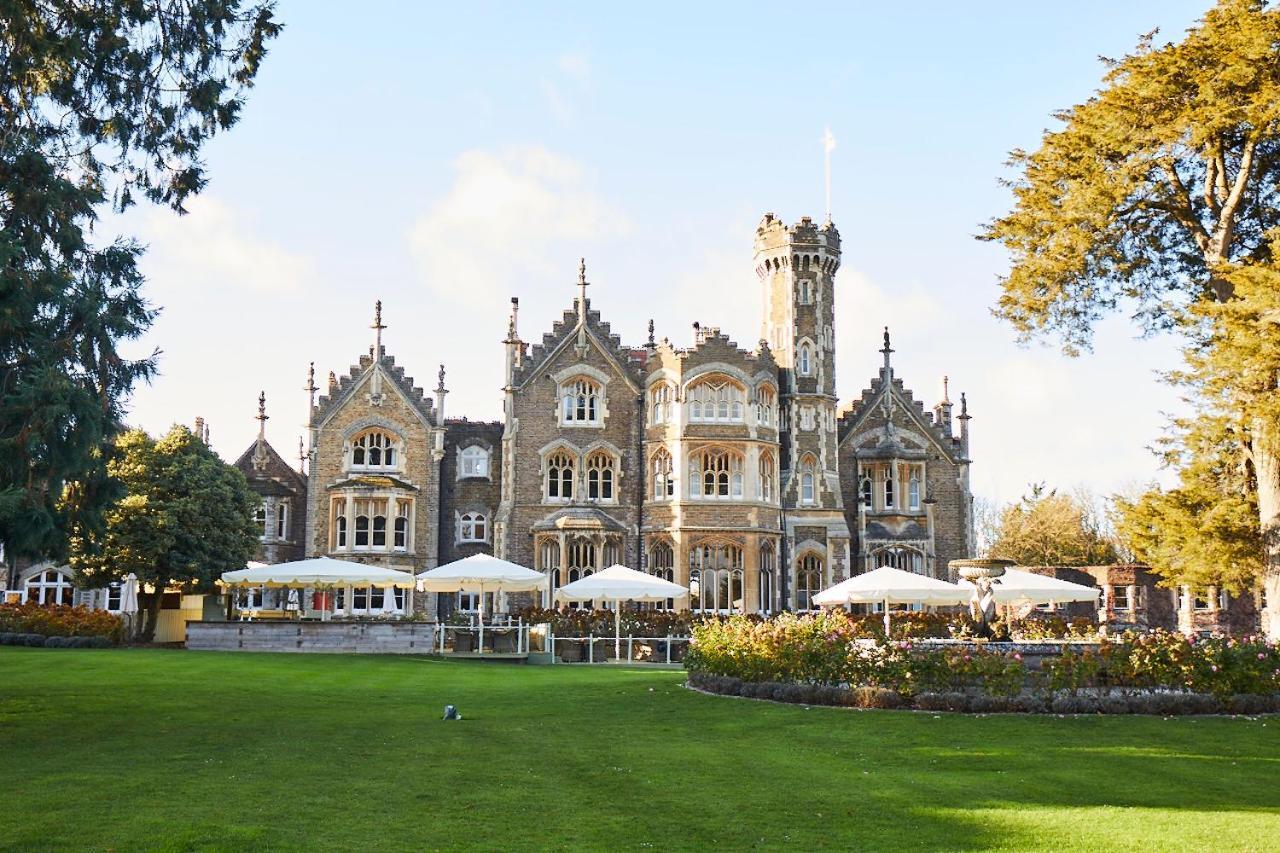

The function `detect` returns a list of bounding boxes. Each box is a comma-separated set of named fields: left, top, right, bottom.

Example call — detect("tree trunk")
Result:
left=137, top=589, right=164, bottom=643
left=1253, top=423, right=1280, bottom=641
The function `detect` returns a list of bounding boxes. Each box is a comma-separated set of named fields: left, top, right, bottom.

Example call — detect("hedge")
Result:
left=0, top=603, right=123, bottom=643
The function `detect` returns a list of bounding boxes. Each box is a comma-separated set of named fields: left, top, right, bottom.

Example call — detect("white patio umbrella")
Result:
left=220, top=557, right=416, bottom=588
left=120, top=573, right=139, bottom=641
left=957, top=568, right=1100, bottom=606
left=813, top=566, right=969, bottom=635
left=416, top=554, right=545, bottom=653
left=554, top=565, right=689, bottom=660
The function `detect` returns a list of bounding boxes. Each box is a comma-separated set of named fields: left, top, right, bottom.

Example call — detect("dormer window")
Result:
left=350, top=430, right=399, bottom=470
left=459, top=445, right=490, bottom=479
left=561, top=378, right=602, bottom=425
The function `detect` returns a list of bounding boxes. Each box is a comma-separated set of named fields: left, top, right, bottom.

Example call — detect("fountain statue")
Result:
left=949, top=558, right=1016, bottom=638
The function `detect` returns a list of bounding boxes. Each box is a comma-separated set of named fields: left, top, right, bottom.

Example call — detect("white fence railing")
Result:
left=547, top=633, right=691, bottom=664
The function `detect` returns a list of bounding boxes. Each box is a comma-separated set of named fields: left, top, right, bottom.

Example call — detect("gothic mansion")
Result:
left=237, top=214, right=975, bottom=617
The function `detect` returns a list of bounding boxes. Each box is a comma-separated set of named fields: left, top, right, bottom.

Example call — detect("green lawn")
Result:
left=2, top=650, right=1278, bottom=852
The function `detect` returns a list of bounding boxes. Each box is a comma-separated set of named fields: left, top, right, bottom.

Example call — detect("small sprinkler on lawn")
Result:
left=443, top=705, right=461, bottom=720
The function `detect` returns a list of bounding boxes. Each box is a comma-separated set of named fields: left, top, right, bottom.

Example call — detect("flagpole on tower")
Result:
left=823, top=126, right=836, bottom=225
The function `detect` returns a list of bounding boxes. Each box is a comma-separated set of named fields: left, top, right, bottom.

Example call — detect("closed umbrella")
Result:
left=554, top=565, right=689, bottom=660
left=417, top=554, right=545, bottom=653
left=812, top=566, right=968, bottom=635
left=120, top=573, right=139, bottom=641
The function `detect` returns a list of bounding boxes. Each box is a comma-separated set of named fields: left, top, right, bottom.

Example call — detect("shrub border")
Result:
left=685, top=672, right=1280, bottom=715
left=0, top=632, right=113, bottom=649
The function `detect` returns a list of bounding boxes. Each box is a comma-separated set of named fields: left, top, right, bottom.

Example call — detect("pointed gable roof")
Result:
left=234, top=437, right=307, bottom=495
left=512, top=299, right=642, bottom=391
left=310, top=347, right=437, bottom=429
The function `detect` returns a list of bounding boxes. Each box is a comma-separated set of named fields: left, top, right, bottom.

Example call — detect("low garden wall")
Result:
left=187, top=621, right=438, bottom=654
left=685, top=612, right=1280, bottom=715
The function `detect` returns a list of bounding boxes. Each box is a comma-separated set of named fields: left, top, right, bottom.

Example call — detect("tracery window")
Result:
left=546, top=450, right=575, bottom=501
left=689, top=448, right=744, bottom=499
left=687, top=379, right=745, bottom=423
left=648, top=541, right=675, bottom=609
left=873, top=546, right=924, bottom=574
left=459, top=445, right=489, bottom=478
left=759, top=542, right=777, bottom=613
left=759, top=450, right=776, bottom=503
left=394, top=500, right=411, bottom=549
left=459, top=512, right=487, bottom=542
left=756, top=387, right=775, bottom=426
left=333, top=498, right=348, bottom=548
left=651, top=448, right=674, bottom=500
left=585, top=451, right=616, bottom=501
left=688, top=543, right=744, bottom=613
left=796, top=554, right=824, bottom=610
left=860, top=476, right=873, bottom=510
left=561, top=378, right=602, bottom=425
left=649, top=383, right=673, bottom=425
left=350, top=430, right=398, bottom=470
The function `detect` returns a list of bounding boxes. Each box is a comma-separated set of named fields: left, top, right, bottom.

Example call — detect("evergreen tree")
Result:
left=980, top=0, right=1280, bottom=635
left=70, top=426, right=258, bottom=641
left=0, top=2, right=280, bottom=566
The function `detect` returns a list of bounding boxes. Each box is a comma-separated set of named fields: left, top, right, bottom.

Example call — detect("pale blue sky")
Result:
left=116, top=0, right=1213, bottom=503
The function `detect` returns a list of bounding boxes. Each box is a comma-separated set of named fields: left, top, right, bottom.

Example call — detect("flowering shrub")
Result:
left=513, top=606, right=696, bottom=638
left=687, top=614, right=1280, bottom=711
left=0, top=603, right=123, bottom=643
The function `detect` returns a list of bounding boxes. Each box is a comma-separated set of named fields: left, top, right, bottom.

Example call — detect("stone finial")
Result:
left=256, top=391, right=268, bottom=435
left=328, top=370, right=338, bottom=394
left=960, top=392, right=969, bottom=418
left=371, top=299, right=386, bottom=357
left=436, top=363, right=447, bottom=394
left=298, top=436, right=307, bottom=475
left=942, top=375, right=951, bottom=405
left=881, top=326, right=894, bottom=375
left=647, top=319, right=656, bottom=348
left=304, top=362, right=317, bottom=410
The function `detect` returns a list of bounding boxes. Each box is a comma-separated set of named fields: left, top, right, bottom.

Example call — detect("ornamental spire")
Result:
left=577, top=258, right=589, bottom=318
left=941, top=375, right=951, bottom=405
left=304, top=362, right=317, bottom=411
left=881, top=326, right=894, bottom=377
left=371, top=299, right=386, bottom=358
left=256, top=391, right=268, bottom=440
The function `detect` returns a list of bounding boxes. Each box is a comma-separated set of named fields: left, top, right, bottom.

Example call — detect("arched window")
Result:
left=354, top=505, right=370, bottom=548
left=796, top=554, right=823, bottom=610
left=566, top=537, right=597, bottom=609
left=546, top=450, right=575, bottom=500
left=860, top=476, right=873, bottom=510
left=909, top=470, right=921, bottom=510
left=350, top=430, right=398, bottom=470
left=756, top=387, right=775, bottom=426
left=874, top=546, right=924, bottom=574
left=459, top=512, right=487, bottom=542
left=459, top=445, right=489, bottom=478
left=688, top=543, right=744, bottom=613
left=254, top=503, right=267, bottom=537
left=586, top=451, right=615, bottom=501
left=333, top=498, right=348, bottom=548
left=371, top=499, right=388, bottom=548
left=759, top=542, right=777, bottom=613
left=686, top=378, right=745, bottom=423
left=651, top=448, right=673, bottom=500
left=800, top=456, right=816, bottom=504
left=561, top=378, right=601, bottom=424
left=649, top=383, right=673, bottom=425
left=24, top=568, right=73, bottom=606
left=884, top=471, right=895, bottom=509
left=798, top=344, right=812, bottom=376
left=759, top=450, right=776, bottom=503
left=394, top=500, right=411, bottom=549
left=648, top=541, right=675, bottom=609
left=689, top=448, right=744, bottom=499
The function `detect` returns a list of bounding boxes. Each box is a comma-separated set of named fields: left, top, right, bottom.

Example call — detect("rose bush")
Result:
left=0, top=603, right=123, bottom=643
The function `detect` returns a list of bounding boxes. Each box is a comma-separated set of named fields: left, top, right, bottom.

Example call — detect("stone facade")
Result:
left=232, top=396, right=307, bottom=564
left=282, top=214, right=975, bottom=615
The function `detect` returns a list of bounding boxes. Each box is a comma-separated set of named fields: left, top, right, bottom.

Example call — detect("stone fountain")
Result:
left=949, top=558, right=1016, bottom=638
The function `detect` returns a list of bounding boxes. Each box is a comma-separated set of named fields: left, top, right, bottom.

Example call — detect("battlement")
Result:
left=752, top=212, right=841, bottom=279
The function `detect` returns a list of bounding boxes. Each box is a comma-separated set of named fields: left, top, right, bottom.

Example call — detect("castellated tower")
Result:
left=755, top=214, right=851, bottom=595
